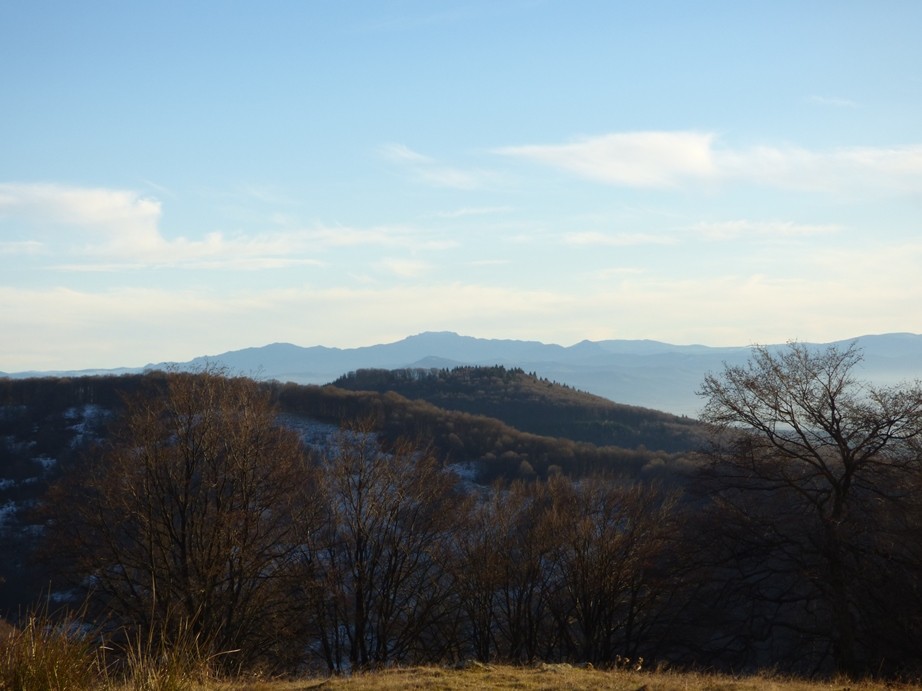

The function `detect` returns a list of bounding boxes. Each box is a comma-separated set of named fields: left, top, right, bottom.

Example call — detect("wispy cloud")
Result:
left=0, top=183, right=457, bottom=271
left=494, top=132, right=922, bottom=196
left=716, top=143, right=922, bottom=194
left=380, top=143, right=432, bottom=165
left=808, top=94, right=858, bottom=108
left=380, top=143, right=502, bottom=190
left=376, top=257, right=433, bottom=278
left=495, top=132, right=718, bottom=187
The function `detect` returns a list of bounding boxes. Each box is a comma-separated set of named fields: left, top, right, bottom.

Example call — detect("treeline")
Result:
left=332, top=365, right=705, bottom=453
left=6, top=343, right=922, bottom=679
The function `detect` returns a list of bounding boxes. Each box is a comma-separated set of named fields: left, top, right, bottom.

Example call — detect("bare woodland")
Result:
left=32, top=344, right=922, bottom=678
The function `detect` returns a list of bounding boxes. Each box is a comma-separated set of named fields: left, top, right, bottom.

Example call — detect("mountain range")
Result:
left=4, top=331, right=921, bottom=417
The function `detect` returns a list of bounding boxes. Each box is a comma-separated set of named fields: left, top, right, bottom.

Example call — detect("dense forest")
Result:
left=2, top=349, right=922, bottom=679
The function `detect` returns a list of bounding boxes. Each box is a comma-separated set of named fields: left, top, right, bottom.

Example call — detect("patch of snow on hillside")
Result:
left=2, top=434, right=35, bottom=454
left=34, top=455, right=56, bottom=471
left=276, top=414, right=345, bottom=451
left=0, top=501, right=16, bottom=527
left=65, top=404, right=108, bottom=447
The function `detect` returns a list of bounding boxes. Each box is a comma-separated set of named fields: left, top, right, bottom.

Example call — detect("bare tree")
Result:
left=488, top=478, right=562, bottom=663
left=308, top=423, right=464, bottom=671
left=697, top=342, right=922, bottom=675
left=443, top=482, right=505, bottom=662
left=548, top=479, right=679, bottom=664
left=44, top=370, right=318, bottom=669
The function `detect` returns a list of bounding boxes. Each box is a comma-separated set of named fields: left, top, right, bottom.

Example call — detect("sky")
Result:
left=2, top=1, right=921, bottom=372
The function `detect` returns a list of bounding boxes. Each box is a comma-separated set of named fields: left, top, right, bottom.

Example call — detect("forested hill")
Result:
left=0, top=370, right=698, bottom=622
left=331, top=365, right=706, bottom=453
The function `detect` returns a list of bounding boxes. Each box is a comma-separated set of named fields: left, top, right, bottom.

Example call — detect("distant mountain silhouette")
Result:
left=5, top=332, right=920, bottom=417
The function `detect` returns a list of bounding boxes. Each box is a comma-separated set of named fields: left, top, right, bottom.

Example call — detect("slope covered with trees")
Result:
left=332, top=366, right=705, bottom=453
left=2, top=345, right=922, bottom=678
left=0, top=369, right=693, bottom=619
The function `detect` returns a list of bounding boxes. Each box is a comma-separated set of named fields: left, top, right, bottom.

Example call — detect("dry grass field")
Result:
left=7, top=613, right=921, bottom=691
left=202, top=664, right=922, bottom=691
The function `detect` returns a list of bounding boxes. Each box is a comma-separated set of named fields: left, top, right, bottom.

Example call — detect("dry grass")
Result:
left=0, top=611, right=101, bottom=691
left=4, top=614, right=921, bottom=691
left=202, top=663, right=922, bottom=691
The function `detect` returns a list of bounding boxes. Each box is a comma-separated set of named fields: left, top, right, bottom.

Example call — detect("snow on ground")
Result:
left=275, top=413, right=343, bottom=451
left=0, top=500, right=16, bottom=527
left=65, top=404, right=108, bottom=447
left=33, top=455, right=56, bottom=471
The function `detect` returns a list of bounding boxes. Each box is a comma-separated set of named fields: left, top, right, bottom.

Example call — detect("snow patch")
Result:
left=65, top=403, right=108, bottom=447
left=0, top=501, right=16, bottom=526
left=276, top=414, right=344, bottom=450
left=34, top=455, right=57, bottom=471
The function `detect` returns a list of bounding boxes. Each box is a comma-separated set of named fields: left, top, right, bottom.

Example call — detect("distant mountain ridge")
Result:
left=4, top=331, right=921, bottom=417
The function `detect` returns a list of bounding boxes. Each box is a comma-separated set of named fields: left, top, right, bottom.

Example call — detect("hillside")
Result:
left=332, top=365, right=705, bottom=453
left=0, top=371, right=696, bottom=617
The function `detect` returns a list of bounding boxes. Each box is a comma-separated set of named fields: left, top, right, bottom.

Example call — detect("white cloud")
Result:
left=494, top=132, right=922, bottom=196
left=715, top=144, right=922, bottom=194
left=495, top=132, right=718, bottom=187
left=0, top=182, right=163, bottom=248
left=0, top=183, right=459, bottom=271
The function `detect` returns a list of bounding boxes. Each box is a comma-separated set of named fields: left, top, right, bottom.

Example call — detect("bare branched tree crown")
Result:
left=697, top=342, right=922, bottom=676
left=45, top=368, right=318, bottom=667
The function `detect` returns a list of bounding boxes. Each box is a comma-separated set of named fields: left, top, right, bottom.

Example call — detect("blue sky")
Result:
left=2, top=1, right=921, bottom=371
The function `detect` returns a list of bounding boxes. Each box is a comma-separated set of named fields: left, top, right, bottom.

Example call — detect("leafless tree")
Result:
left=44, top=369, right=319, bottom=669
left=307, top=423, right=465, bottom=671
left=548, top=479, right=679, bottom=664
left=697, top=342, right=922, bottom=676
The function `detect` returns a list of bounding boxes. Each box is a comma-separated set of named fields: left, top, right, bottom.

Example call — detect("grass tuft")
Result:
left=0, top=610, right=101, bottom=691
